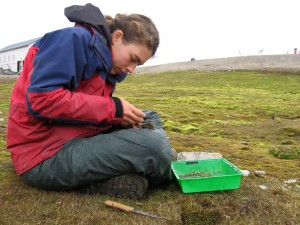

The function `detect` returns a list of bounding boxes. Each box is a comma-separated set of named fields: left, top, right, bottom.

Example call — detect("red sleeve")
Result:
left=27, top=87, right=123, bottom=124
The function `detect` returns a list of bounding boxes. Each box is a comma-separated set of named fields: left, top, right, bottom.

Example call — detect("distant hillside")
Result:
left=2, top=54, right=300, bottom=78
left=134, top=54, right=300, bottom=74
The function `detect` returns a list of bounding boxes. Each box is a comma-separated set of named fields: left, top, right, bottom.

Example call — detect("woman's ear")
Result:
left=112, top=30, right=124, bottom=43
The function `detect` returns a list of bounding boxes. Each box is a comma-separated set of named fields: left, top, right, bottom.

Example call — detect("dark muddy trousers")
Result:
left=21, top=110, right=173, bottom=191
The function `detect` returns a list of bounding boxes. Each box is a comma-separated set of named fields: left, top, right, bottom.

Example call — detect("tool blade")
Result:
left=133, top=209, right=167, bottom=219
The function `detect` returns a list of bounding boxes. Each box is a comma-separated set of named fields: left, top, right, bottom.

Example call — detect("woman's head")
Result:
left=105, top=14, right=159, bottom=74
left=106, top=14, right=159, bottom=56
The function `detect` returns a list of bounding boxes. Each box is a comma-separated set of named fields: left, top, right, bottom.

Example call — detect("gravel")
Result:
left=134, top=54, right=300, bottom=74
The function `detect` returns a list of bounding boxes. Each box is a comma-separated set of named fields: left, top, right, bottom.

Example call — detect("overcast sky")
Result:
left=1, top=0, right=299, bottom=66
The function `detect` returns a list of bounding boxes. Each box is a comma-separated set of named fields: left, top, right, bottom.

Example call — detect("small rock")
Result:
left=258, top=185, right=268, bottom=190
left=283, top=179, right=298, bottom=184
left=254, top=170, right=266, bottom=176
left=0, top=118, right=4, bottom=122
left=241, top=140, right=249, bottom=145
left=241, top=170, right=250, bottom=176
left=282, top=185, right=290, bottom=191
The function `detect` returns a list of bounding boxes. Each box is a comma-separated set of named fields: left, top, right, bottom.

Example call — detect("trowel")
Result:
left=104, top=200, right=167, bottom=219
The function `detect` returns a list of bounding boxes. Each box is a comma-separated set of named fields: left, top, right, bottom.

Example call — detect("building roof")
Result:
left=0, top=37, right=41, bottom=53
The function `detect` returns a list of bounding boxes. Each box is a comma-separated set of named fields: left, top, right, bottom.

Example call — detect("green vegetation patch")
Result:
left=1, top=72, right=300, bottom=225
left=269, top=145, right=300, bottom=160
left=280, top=127, right=300, bottom=136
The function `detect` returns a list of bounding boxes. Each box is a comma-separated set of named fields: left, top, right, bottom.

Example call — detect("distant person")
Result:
left=294, top=48, right=298, bottom=54
left=7, top=3, right=175, bottom=198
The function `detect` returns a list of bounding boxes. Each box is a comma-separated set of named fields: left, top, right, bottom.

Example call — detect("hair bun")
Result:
left=105, top=15, right=114, bottom=26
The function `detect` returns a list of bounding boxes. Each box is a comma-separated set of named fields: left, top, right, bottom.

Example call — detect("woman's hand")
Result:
left=119, top=98, right=145, bottom=127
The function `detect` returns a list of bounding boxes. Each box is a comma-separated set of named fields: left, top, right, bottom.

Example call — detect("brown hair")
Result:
left=105, top=14, right=159, bottom=56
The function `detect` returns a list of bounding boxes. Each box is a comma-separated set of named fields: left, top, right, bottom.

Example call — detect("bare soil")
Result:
left=134, top=54, right=300, bottom=74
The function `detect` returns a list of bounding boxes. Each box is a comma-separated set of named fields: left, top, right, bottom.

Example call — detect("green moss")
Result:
left=163, top=120, right=176, bottom=132
left=0, top=140, right=6, bottom=148
left=191, top=110, right=203, bottom=114
left=181, top=124, right=200, bottom=133
left=209, top=120, right=255, bottom=126
left=281, top=140, right=297, bottom=145
left=269, top=146, right=300, bottom=160
left=0, top=150, right=10, bottom=157
left=1, top=72, right=300, bottom=225
left=280, top=127, right=300, bottom=136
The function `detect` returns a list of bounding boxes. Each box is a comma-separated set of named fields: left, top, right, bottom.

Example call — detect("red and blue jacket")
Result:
left=7, top=22, right=127, bottom=174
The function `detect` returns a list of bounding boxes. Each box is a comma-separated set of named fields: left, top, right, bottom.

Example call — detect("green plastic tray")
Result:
left=171, top=158, right=243, bottom=193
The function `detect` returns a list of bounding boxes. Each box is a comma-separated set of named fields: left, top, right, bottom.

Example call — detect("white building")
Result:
left=0, top=37, right=40, bottom=73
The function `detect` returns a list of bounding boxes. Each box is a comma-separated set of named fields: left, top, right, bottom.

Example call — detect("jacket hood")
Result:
left=64, top=3, right=111, bottom=46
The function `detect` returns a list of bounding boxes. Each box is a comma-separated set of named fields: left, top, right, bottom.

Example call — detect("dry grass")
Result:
left=0, top=71, right=299, bottom=225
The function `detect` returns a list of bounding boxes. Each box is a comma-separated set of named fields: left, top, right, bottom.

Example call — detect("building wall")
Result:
left=0, top=46, right=30, bottom=72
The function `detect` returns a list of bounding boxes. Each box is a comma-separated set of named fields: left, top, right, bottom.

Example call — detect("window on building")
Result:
left=4, top=56, right=6, bottom=62
left=12, top=55, right=15, bottom=62
left=8, top=55, right=10, bottom=62
left=0, top=57, right=1, bottom=63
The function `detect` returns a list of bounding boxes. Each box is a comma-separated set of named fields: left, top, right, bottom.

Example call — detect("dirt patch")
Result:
left=134, top=54, right=300, bottom=74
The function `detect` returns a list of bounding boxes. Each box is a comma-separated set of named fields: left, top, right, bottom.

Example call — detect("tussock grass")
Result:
left=0, top=71, right=299, bottom=224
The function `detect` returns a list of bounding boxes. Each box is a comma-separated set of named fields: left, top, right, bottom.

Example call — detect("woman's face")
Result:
left=110, top=30, right=152, bottom=75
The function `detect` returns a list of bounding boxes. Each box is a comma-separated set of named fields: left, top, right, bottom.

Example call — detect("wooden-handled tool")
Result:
left=104, top=200, right=167, bottom=219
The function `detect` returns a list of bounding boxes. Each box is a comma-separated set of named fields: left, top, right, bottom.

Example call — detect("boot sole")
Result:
left=89, top=174, right=148, bottom=199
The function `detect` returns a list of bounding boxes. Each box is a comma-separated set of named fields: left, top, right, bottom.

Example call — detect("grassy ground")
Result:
left=0, top=71, right=299, bottom=225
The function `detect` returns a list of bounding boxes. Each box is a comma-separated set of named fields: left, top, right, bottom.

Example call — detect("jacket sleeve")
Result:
left=26, top=27, right=123, bottom=125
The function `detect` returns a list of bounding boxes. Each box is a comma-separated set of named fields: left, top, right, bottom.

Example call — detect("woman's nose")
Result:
left=127, top=63, right=138, bottom=73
